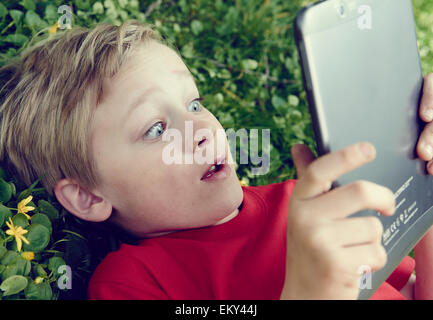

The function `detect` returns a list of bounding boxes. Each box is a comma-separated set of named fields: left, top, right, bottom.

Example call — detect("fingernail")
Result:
left=428, top=160, right=433, bottom=171
left=359, top=143, right=374, bottom=159
left=423, top=143, right=433, bottom=160
left=424, top=108, right=433, bottom=122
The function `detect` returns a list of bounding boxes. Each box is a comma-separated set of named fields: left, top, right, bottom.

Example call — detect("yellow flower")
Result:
left=48, top=22, right=58, bottom=37
left=239, top=178, right=249, bottom=187
left=34, top=277, right=44, bottom=285
left=21, top=251, right=35, bottom=261
left=17, top=195, right=35, bottom=220
left=5, top=218, right=30, bottom=252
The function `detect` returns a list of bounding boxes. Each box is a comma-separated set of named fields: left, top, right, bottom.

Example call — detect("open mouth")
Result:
left=201, top=163, right=224, bottom=180
left=200, top=155, right=228, bottom=181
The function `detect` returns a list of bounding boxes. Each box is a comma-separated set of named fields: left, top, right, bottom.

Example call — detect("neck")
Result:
left=213, top=208, right=239, bottom=226
left=142, top=206, right=241, bottom=239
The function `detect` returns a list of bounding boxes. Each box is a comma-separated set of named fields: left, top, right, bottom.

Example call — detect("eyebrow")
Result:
left=126, top=70, right=194, bottom=113
left=124, top=70, right=197, bottom=140
left=127, top=86, right=159, bottom=114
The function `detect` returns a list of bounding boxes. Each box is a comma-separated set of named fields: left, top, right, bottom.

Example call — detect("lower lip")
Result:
left=201, top=163, right=231, bottom=182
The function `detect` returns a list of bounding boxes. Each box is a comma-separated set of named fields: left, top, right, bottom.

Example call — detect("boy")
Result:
left=1, top=20, right=433, bottom=299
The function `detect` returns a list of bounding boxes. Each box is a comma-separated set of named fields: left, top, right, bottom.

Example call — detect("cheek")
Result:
left=114, top=160, right=189, bottom=198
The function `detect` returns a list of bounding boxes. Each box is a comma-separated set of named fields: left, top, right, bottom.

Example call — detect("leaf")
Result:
left=0, top=251, right=19, bottom=266
left=44, top=4, right=58, bottom=23
left=93, top=2, right=104, bottom=14
left=8, top=183, right=16, bottom=198
left=28, top=173, right=45, bottom=190
left=288, top=95, right=299, bottom=107
left=25, top=10, right=48, bottom=29
left=104, top=0, right=118, bottom=20
left=181, top=43, right=194, bottom=59
left=17, top=189, right=32, bottom=202
left=0, top=3, right=7, bottom=19
left=31, top=214, right=52, bottom=234
left=74, top=0, right=91, bottom=10
left=191, top=20, right=203, bottom=35
left=1, top=257, right=30, bottom=279
left=23, top=260, right=31, bottom=276
left=214, top=93, right=224, bottom=104
left=9, top=10, right=23, bottom=25
left=217, top=69, right=231, bottom=79
left=33, top=263, right=47, bottom=277
left=3, top=34, right=28, bottom=47
left=22, top=224, right=50, bottom=253
left=0, top=275, right=28, bottom=296
left=271, top=95, right=287, bottom=112
left=178, top=0, right=188, bottom=13
left=0, top=178, right=12, bottom=203
left=0, top=204, right=11, bottom=228
left=48, top=257, right=66, bottom=277
left=0, top=246, right=6, bottom=260
left=38, top=200, right=59, bottom=220
left=19, top=0, right=36, bottom=11
left=12, top=213, right=29, bottom=229
left=103, top=0, right=115, bottom=9
left=118, top=0, right=128, bottom=8
left=241, top=59, right=259, bottom=71
left=61, top=229, right=86, bottom=241
left=24, top=281, right=52, bottom=300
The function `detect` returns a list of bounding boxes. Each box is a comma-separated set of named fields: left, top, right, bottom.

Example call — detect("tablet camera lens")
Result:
left=339, top=4, right=345, bottom=16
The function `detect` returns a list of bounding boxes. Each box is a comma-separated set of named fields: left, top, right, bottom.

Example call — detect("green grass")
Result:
left=0, top=0, right=432, bottom=186
left=0, top=0, right=431, bottom=299
left=413, top=0, right=433, bottom=74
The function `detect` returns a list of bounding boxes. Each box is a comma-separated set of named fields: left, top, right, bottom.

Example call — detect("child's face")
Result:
left=90, top=40, right=244, bottom=237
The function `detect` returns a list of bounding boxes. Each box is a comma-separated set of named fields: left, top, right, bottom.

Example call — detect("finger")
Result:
left=342, top=242, right=387, bottom=273
left=322, top=216, right=384, bottom=247
left=329, top=243, right=387, bottom=289
left=305, top=179, right=395, bottom=219
left=428, top=159, right=433, bottom=176
left=293, top=142, right=376, bottom=199
left=419, top=74, right=433, bottom=122
left=416, top=121, right=433, bottom=161
left=291, top=144, right=316, bottom=179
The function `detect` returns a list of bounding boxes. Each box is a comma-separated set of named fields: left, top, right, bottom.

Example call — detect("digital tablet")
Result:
left=294, top=0, right=433, bottom=299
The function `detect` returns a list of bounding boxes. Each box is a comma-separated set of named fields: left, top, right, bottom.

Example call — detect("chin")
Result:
left=225, top=177, right=244, bottom=211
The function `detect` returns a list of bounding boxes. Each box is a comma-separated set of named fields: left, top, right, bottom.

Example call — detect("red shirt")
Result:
left=88, top=179, right=415, bottom=300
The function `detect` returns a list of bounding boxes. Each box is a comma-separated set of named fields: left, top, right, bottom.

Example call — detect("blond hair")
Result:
left=0, top=20, right=162, bottom=196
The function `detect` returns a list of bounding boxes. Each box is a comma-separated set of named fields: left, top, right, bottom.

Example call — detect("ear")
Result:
left=53, top=178, right=112, bottom=222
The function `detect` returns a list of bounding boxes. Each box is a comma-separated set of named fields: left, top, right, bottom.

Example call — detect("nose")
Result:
left=197, top=138, right=208, bottom=150
left=184, top=118, right=226, bottom=162
left=191, top=121, right=217, bottom=155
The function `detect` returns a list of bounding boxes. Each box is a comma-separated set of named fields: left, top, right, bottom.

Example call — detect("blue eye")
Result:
left=187, top=99, right=202, bottom=112
left=143, top=99, right=203, bottom=139
left=145, top=121, right=165, bottom=138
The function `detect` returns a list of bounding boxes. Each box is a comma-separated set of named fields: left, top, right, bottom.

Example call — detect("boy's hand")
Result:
left=417, top=74, right=433, bottom=174
left=280, top=142, right=395, bottom=300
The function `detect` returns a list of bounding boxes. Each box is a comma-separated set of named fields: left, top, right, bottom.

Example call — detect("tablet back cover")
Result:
left=294, top=0, right=433, bottom=299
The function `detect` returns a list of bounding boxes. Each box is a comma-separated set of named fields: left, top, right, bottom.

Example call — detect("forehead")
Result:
left=90, top=41, right=194, bottom=143
left=98, top=41, right=191, bottom=105
left=117, top=41, right=188, bottom=81
left=95, top=40, right=191, bottom=111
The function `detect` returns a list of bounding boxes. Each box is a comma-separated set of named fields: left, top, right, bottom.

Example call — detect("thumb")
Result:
left=290, top=144, right=316, bottom=179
